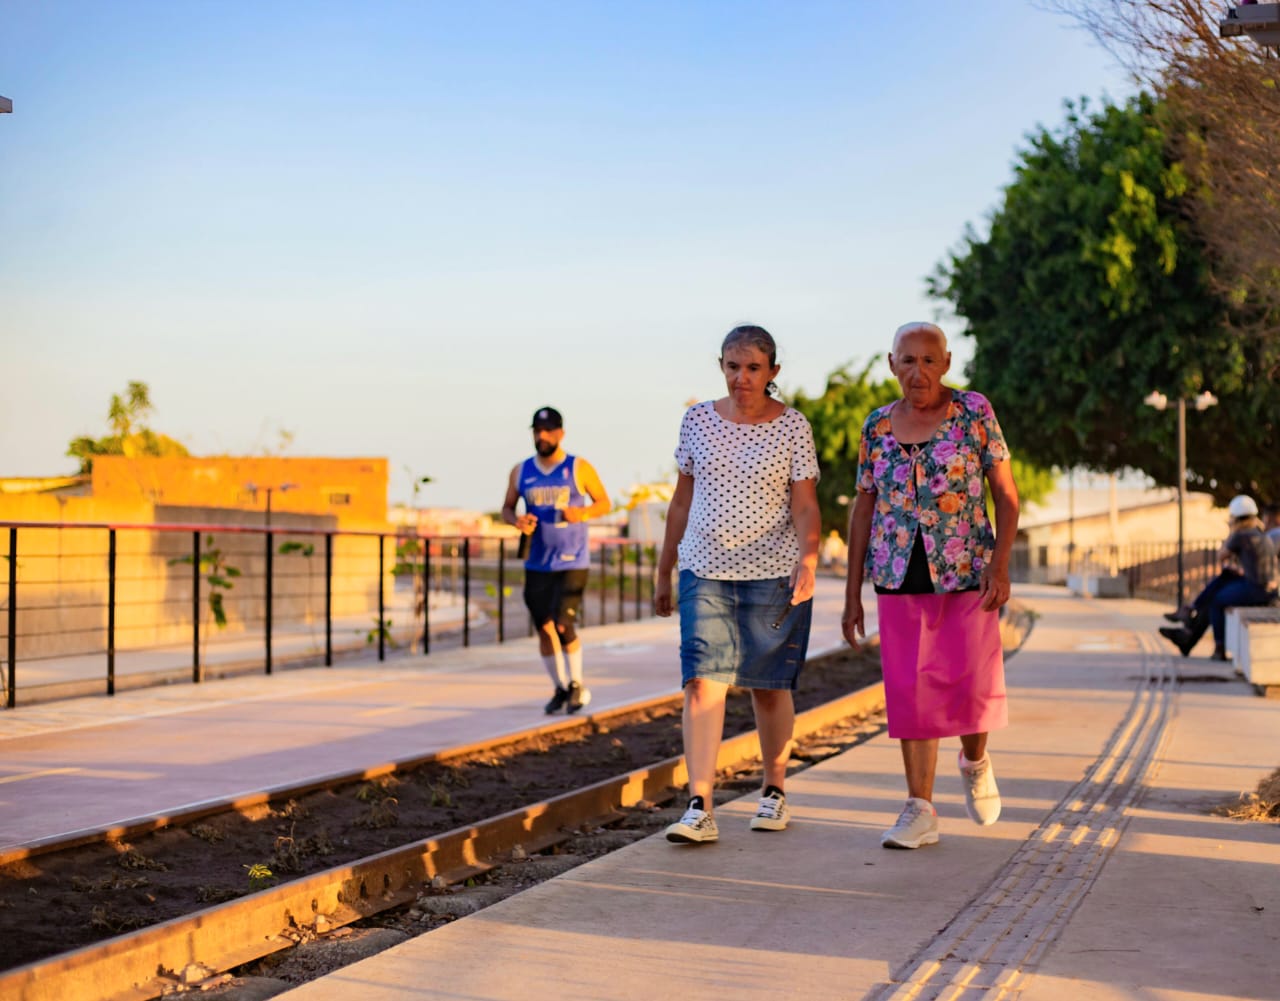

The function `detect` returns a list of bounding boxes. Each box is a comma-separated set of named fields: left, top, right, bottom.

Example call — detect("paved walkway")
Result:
left=0, top=576, right=862, bottom=858
left=268, top=585, right=1279, bottom=1001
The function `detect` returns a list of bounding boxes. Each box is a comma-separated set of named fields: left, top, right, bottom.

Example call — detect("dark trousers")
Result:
left=1185, top=572, right=1273, bottom=648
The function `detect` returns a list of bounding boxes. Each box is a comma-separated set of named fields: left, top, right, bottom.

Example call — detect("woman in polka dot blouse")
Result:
left=654, top=325, right=821, bottom=845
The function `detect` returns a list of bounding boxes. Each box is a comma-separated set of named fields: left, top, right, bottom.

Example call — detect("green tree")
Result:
left=930, top=94, right=1280, bottom=506
left=789, top=360, right=1054, bottom=534
left=68, top=380, right=190, bottom=473
left=790, top=360, right=901, bottom=533
left=1049, top=0, right=1280, bottom=330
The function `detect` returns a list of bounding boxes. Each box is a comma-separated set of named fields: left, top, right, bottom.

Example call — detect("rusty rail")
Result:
left=0, top=680, right=885, bottom=1001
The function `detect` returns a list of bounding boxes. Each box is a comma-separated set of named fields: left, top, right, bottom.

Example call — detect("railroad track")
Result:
left=0, top=673, right=886, bottom=1001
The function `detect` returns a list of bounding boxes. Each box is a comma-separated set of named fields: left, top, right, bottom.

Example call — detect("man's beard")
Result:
left=535, top=440, right=557, bottom=457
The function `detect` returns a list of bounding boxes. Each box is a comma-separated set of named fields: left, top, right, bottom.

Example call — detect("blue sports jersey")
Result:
left=520, top=454, right=590, bottom=571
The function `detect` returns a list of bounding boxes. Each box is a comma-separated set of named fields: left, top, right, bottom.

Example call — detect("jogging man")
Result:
left=502, top=406, right=612, bottom=713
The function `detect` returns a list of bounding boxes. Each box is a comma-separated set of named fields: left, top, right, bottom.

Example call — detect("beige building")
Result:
left=0, top=457, right=393, bottom=663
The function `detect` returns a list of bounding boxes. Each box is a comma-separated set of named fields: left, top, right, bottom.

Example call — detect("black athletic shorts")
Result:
left=523, top=568, right=589, bottom=628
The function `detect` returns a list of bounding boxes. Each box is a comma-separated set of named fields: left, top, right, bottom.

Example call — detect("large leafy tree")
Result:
left=790, top=360, right=1055, bottom=533
left=1049, top=0, right=1280, bottom=332
left=68, top=380, right=190, bottom=474
left=931, top=94, right=1280, bottom=505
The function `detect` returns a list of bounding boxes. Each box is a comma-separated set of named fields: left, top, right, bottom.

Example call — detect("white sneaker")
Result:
left=959, top=750, right=1001, bottom=826
left=749, top=790, right=789, bottom=832
left=665, top=805, right=719, bottom=844
left=881, top=797, right=939, bottom=849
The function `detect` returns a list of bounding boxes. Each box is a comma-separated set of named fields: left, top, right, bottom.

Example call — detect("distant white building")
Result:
left=622, top=482, right=675, bottom=545
left=1016, top=472, right=1226, bottom=584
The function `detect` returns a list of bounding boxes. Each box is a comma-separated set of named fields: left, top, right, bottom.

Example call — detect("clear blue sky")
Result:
left=0, top=2, right=1133, bottom=513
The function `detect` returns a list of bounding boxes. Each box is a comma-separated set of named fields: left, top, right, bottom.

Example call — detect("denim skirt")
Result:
left=678, top=570, right=813, bottom=690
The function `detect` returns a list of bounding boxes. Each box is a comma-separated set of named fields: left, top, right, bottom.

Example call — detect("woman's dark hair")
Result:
left=720, top=325, right=777, bottom=366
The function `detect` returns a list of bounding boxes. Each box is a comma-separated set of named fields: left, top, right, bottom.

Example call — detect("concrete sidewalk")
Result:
left=0, top=576, right=863, bottom=859
left=274, top=585, right=1280, bottom=1001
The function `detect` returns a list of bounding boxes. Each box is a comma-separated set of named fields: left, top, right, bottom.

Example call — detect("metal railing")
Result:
left=0, top=520, right=658, bottom=708
left=1008, top=538, right=1222, bottom=604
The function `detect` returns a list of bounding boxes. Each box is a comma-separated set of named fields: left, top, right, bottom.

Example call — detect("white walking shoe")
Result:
left=749, top=789, right=789, bottom=832
left=665, top=805, right=719, bottom=844
left=959, top=750, right=1001, bottom=826
left=881, top=797, right=939, bottom=849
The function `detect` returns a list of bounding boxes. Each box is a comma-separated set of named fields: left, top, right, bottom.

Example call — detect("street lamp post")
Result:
left=245, top=482, right=299, bottom=527
left=1143, top=390, right=1218, bottom=608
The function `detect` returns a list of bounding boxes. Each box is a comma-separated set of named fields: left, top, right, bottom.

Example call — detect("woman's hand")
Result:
left=979, top=564, right=1011, bottom=612
left=654, top=571, right=675, bottom=617
left=841, top=595, right=865, bottom=649
left=788, top=561, right=816, bottom=605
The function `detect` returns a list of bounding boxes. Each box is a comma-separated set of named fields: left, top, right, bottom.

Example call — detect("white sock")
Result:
left=566, top=647, right=584, bottom=686
left=542, top=654, right=567, bottom=689
left=959, top=750, right=987, bottom=769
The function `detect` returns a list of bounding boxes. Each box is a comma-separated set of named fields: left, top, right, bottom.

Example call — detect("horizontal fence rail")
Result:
left=1008, top=538, right=1222, bottom=605
left=0, top=520, right=657, bottom=709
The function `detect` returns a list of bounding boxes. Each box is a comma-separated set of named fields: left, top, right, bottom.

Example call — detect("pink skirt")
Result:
left=876, top=591, right=1007, bottom=740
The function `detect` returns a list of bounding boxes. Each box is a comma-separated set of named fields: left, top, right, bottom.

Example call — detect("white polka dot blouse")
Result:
left=674, top=401, right=820, bottom=580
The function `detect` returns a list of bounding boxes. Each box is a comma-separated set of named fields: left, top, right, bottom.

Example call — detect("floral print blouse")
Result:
left=856, top=389, right=1010, bottom=592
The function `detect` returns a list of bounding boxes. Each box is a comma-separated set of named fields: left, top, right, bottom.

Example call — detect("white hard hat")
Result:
left=1228, top=495, right=1258, bottom=519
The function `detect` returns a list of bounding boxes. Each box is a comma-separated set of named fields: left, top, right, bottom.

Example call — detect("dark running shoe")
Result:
left=544, top=686, right=569, bottom=714
left=1163, top=606, right=1192, bottom=624
left=566, top=681, right=591, bottom=714
left=1158, top=626, right=1195, bottom=658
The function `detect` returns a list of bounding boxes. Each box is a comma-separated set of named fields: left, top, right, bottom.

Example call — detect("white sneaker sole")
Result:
left=665, top=825, right=718, bottom=844
left=749, top=815, right=788, bottom=831
left=880, top=829, right=940, bottom=849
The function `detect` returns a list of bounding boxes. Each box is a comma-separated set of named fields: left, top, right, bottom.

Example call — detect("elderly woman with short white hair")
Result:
left=842, top=321, right=1019, bottom=850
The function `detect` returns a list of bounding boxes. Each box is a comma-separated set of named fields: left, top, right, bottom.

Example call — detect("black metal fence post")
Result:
left=192, top=532, right=202, bottom=683
left=598, top=545, right=607, bottom=626
left=617, top=543, right=625, bottom=623
left=324, top=533, right=333, bottom=667
left=107, top=529, right=117, bottom=696
left=5, top=527, right=14, bottom=708
left=265, top=531, right=274, bottom=675
left=377, top=534, right=386, bottom=662
left=422, top=540, right=431, bottom=655
left=462, top=537, right=471, bottom=648
left=497, top=538, right=506, bottom=643
left=634, top=542, right=642, bottom=620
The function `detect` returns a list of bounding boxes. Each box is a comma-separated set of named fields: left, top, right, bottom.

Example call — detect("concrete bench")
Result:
left=1225, top=606, right=1280, bottom=693
left=1066, top=573, right=1129, bottom=598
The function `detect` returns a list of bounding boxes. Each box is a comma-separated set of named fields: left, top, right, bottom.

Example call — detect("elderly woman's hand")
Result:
left=979, top=564, right=1011, bottom=612
left=841, top=596, right=865, bottom=649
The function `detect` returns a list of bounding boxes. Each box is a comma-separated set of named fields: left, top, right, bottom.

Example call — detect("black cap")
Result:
left=531, top=406, right=563, bottom=429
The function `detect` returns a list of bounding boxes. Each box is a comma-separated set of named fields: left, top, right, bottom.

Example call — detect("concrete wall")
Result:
left=90, top=455, right=389, bottom=529
left=0, top=503, right=405, bottom=661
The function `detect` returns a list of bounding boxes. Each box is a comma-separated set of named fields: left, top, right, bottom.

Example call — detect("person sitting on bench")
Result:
left=1160, top=494, right=1279, bottom=661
